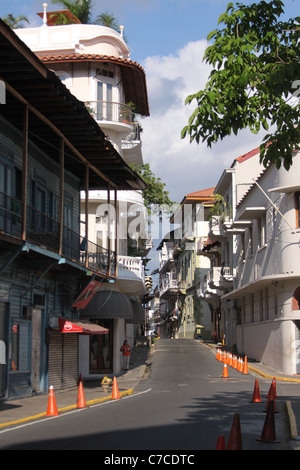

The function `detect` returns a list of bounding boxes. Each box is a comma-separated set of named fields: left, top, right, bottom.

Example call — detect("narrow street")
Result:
left=0, top=339, right=293, bottom=452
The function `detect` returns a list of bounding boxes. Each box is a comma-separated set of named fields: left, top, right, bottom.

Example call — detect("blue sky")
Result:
left=0, top=0, right=298, bottom=203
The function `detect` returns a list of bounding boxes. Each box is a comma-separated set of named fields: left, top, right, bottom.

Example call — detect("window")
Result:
left=97, top=81, right=113, bottom=121
left=257, top=213, right=266, bottom=248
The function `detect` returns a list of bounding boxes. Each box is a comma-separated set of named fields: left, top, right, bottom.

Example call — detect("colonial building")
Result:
left=205, top=144, right=300, bottom=375
left=157, top=189, right=215, bottom=339
left=15, top=5, right=151, bottom=381
left=0, top=19, right=145, bottom=399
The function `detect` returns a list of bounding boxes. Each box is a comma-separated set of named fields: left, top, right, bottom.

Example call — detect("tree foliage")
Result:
left=182, top=0, right=300, bottom=170
left=130, top=163, right=174, bottom=211
left=50, top=0, right=93, bottom=24
left=3, top=14, right=29, bottom=28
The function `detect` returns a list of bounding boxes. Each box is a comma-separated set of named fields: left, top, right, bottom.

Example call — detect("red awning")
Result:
left=58, top=318, right=109, bottom=335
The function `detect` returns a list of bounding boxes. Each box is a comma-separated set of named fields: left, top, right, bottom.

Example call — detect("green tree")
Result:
left=182, top=0, right=300, bottom=170
left=130, top=163, right=174, bottom=212
left=3, top=13, right=29, bottom=28
left=50, top=0, right=92, bottom=23
left=94, top=11, right=120, bottom=32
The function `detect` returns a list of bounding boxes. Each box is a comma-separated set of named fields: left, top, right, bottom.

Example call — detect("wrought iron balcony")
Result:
left=0, top=191, right=115, bottom=277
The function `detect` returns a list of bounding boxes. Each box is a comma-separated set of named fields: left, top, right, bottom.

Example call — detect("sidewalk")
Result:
left=0, top=343, right=151, bottom=429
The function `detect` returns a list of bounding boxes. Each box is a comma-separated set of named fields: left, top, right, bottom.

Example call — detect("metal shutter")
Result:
left=48, top=330, right=78, bottom=391
left=62, top=334, right=78, bottom=390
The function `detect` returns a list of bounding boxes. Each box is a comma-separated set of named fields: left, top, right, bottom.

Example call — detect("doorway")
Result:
left=89, top=319, right=113, bottom=373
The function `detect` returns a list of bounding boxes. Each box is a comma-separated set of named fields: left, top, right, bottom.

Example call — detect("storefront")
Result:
left=79, top=286, right=134, bottom=377
left=48, top=317, right=109, bottom=390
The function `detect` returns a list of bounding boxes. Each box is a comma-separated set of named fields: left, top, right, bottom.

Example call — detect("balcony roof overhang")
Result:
left=236, top=207, right=266, bottom=220
left=0, top=19, right=146, bottom=191
left=222, top=273, right=300, bottom=300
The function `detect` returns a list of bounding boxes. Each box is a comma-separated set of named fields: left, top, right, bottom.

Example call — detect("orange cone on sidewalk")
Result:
left=232, top=355, right=237, bottom=369
left=242, top=355, right=249, bottom=374
left=251, top=378, right=262, bottom=403
left=227, top=413, right=243, bottom=450
left=46, top=385, right=59, bottom=416
left=112, top=376, right=120, bottom=399
left=77, top=376, right=87, bottom=409
left=216, top=434, right=226, bottom=450
left=222, top=362, right=229, bottom=378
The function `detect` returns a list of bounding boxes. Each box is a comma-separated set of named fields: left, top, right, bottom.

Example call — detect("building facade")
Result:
left=157, top=189, right=215, bottom=339
left=0, top=19, right=145, bottom=399
left=206, top=145, right=300, bottom=375
left=15, top=6, right=151, bottom=381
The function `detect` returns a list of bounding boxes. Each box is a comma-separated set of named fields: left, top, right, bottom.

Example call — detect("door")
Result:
left=89, top=319, right=113, bottom=373
left=97, top=81, right=113, bottom=121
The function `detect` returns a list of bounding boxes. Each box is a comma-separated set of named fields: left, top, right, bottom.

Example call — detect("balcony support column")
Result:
left=114, top=187, right=118, bottom=277
left=107, top=184, right=111, bottom=276
left=85, top=165, right=89, bottom=268
left=21, top=104, right=28, bottom=241
left=58, top=139, right=64, bottom=255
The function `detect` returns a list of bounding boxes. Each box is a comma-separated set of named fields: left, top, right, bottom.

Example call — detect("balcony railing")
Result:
left=0, top=192, right=115, bottom=276
left=85, top=100, right=133, bottom=124
left=117, top=255, right=144, bottom=281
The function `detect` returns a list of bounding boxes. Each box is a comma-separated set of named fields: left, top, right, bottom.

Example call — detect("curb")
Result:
left=0, top=388, right=133, bottom=430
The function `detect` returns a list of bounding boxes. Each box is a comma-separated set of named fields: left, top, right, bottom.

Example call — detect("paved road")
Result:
left=0, top=339, right=292, bottom=451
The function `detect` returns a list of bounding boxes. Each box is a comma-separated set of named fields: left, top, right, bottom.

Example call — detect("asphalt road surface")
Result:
left=0, top=339, right=292, bottom=452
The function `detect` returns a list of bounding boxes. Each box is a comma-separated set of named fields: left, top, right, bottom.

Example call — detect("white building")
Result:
left=207, top=144, right=300, bottom=375
left=15, top=5, right=151, bottom=378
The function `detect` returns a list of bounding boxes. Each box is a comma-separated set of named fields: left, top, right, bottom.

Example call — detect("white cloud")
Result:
left=141, top=40, right=268, bottom=203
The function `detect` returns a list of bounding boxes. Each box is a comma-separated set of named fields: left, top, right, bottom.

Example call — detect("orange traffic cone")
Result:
left=112, top=376, right=120, bottom=399
left=242, top=355, right=249, bottom=374
left=216, top=349, right=221, bottom=361
left=46, top=385, right=59, bottom=416
left=257, top=400, right=278, bottom=443
left=270, top=378, right=277, bottom=398
left=222, top=362, right=229, bottom=378
left=77, top=376, right=87, bottom=409
left=216, top=434, right=226, bottom=450
left=265, top=382, right=277, bottom=413
left=232, top=355, right=237, bottom=369
left=251, top=378, right=262, bottom=403
left=227, top=413, right=243, bottom=450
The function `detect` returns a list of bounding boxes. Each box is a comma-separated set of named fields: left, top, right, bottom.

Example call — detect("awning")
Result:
left=80, top=289, right=133, bottom=320
left=127, top=300, right=145, bottom=324
left=59, top=318, right=109, bottom=335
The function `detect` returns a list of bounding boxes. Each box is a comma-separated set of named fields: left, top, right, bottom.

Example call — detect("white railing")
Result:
left=117, top=255, right=144, bottom=280
left=85, top=100, right=132, bottom=124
